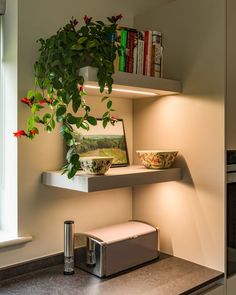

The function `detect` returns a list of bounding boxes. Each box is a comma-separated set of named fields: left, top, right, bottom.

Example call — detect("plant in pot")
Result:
left=14, top=14, right=123, bottom=178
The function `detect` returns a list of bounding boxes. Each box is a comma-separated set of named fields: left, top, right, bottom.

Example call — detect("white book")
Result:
left=147, top=30, right=153, bottom=76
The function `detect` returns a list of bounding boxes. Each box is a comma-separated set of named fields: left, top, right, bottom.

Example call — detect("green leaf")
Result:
left=81, top=122, right=89, bottom=131
left=63, top=132, right=73, bottom=141
left=70, top=154, right=80, bottom=165
left=102, top=111, right=109, bottom=118
left=66, top=139, right=75, bottom=146
left=56, top=105, right=66, bottom=116
left=50, top=118, right=56, bottom=129
left=31, top=104, right=37, bottom=114
left=68, top=167, right=77, bottom=179
left=76, top=117, right=84, bottom=128
left=66, top=147, right=74, bottom=162
left=27, top=90, right=35, bottom=99
left=46, top=125, right=52, bottom=133
left=67, top=114, right=77, bottom=124
left=101, top=96, right=109, bottom=102
left=52, top=99, right=59, bottom=107
left=107, top=100, right=112, bottom=109
left=86, top=40, right=98, bottom=48
left=27, top=117, right=35, bottom=129
left=77, top=76, right=84, bottom=85
left=103, top=117, right=109, bottom=128
left=43, top=113, right=51, bottom=123
left=56, top=115, right=64, bottom=123
left=34, top=115, right=40, bottom=123
left=87, top=116, right=97, bottom=126
left=71, top=44, right=84, bottom=51
left=78, top=36, right=88, bottom=44
left=72, top=96, right=81, bottom=113
left=51, top=60, right=60, bottom=67
left=61, top=92, right=71, bottom=104
left=34, top=92, right=43, bottom=102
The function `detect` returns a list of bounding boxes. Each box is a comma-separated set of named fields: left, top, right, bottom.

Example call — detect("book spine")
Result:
left=153, top=31, right=163, bottom=78
left=143, top=31, right=149, bottom=75
left=140, top=32, right=144, bottom=75
left=119, top=29, right=127, bottom=72
left=125, top=30, right=130, bottom=72
left=114, top=27, right=121, bottom=72
left=129, top=31, right=135, bottom=73
left=133, top=32, right=138, bottom=74
left=150, top=43, right=155, bottom=77
left=147, top=30, right=152, bottom=76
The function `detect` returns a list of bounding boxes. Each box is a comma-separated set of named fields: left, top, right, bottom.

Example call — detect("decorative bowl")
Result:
left=79, top=156, right=113, bottom=175
left=136, top=150, right=178, bottom=169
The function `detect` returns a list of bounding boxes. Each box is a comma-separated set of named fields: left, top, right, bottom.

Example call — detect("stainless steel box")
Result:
left=75, top=221, right=159, bottom=278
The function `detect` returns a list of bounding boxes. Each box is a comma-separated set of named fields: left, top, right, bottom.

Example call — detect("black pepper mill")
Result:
left=64, top=220, right=75, bottom=275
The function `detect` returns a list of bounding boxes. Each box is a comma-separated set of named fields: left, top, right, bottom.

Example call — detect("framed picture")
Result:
left=73, top=119, right=129, bottom=167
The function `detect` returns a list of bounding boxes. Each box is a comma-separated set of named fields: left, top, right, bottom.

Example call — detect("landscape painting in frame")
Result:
left=74, top=119, right=129, bottom=166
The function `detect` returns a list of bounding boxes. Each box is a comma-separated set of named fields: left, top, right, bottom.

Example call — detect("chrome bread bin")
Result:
left=75, top=221, right=159, bottom=278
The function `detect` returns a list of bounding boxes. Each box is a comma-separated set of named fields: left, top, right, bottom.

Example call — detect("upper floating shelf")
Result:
left=42, top=165, right=181, bottom=193
left=80, top=67, right=182, bottom=99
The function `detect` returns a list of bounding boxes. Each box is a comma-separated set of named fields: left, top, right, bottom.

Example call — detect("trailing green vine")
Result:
left=14, top=14, right=122, bottom=178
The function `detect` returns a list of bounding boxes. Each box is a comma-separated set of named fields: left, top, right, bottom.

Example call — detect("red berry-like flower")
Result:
left=21, top=97, right=31, bottom=106
left=111, top=14, right=123, bottom=24
left=30, top=129, right=38, bottom=135
left=116, top=14, right=123, bottom=21
left=13, top=130, right=27, bottom=138
left=110, top=116, right=118, bottom=125
left=79, top=86, right=84, bottom=92
left=38, top=100, right=46, bottom=105
left=83, top=15, right=92, bottom=25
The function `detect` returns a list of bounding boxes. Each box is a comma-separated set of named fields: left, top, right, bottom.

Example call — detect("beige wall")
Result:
left=0, top=0, right=137, bottom=268
left=133, top=0, right=225, bottom=271
left=226, top=0, right=236, bottom=149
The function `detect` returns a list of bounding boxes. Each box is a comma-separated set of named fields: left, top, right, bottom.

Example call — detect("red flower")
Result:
left=117, top=14, right=123, bottom=20
left=13, top=130, right=27, bottom=138
left=30, top=129, right=38, bottom=135
left=38, top=100, right=46, bottom=105
left=83, top=15, right=92, bottom=25
left=21, top=97, right=31, bottom=106
left=111, top=14, right=123, bottom=23
left=110, top=116, right=118, bottom=125
left=79, top=86, right=84, bottom=92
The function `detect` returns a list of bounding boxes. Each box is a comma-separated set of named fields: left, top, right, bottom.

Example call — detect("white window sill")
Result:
left=0, top=232, right=32, bottom=248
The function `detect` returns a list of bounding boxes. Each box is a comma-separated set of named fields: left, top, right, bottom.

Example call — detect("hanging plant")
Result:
left=14, top=14, right=122, bottom=178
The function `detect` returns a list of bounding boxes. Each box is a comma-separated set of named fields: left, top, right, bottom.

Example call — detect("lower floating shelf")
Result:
left=42, top=165, right=181, bottom=193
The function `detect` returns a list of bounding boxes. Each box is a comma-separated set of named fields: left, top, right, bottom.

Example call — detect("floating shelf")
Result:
left=42, top=165, right=181, bottom=193
left=80, top=67, right=182, bottom=99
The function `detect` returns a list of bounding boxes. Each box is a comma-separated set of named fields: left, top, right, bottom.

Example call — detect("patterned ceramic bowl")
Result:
left=79, top=156, right=113, bottom=175
left=136, top=150, right=178, bottom=169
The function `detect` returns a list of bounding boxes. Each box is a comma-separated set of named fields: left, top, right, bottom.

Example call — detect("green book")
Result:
left=119, top=29, right=127, bottom=72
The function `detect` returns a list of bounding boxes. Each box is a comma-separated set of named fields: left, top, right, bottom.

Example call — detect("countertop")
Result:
left=0, top=254, right=223, bottom=295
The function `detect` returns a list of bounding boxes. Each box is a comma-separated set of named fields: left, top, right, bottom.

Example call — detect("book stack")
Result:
left=114, top=27, right=163, bottom=78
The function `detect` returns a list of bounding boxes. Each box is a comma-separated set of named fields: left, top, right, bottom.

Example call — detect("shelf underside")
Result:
left=80, top=67, right=182, bottom=99
left=42, top=165, right=182, bottom=193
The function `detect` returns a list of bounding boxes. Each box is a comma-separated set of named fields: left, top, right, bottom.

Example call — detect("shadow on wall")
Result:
left=174, top=154, right=195, bottom=189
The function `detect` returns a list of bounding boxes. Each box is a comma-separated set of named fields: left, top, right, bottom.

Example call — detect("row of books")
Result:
left=114, top=27, right=163, bottom=78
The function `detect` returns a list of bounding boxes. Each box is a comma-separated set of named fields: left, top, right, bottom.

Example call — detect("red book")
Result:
left=128, top=31, right=135, bottom=73
left=125, top=31, right=130, bottom=72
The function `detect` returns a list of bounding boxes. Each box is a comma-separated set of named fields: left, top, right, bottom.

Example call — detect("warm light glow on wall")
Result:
left=84, top=85, right=158, bottom=96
